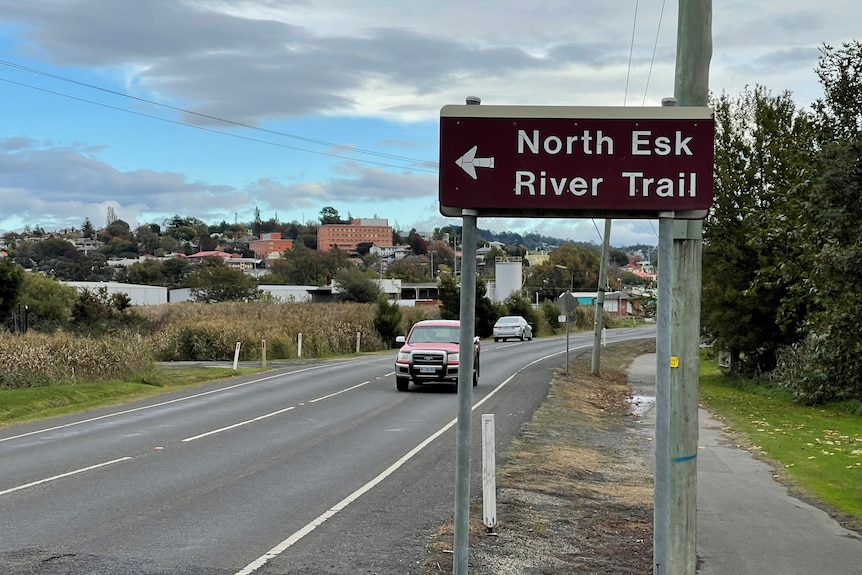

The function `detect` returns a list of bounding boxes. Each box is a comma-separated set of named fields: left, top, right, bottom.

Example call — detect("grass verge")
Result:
left=0, top=366, right=266, bottom=428
left=698, top=350, right=862, bottom=529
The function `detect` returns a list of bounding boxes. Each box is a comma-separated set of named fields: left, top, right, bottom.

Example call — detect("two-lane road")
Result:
left=0, top=326, right=654, bottom=574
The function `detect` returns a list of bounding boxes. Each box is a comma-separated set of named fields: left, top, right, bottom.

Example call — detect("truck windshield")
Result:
left=409, top=327, right=459, bottom=344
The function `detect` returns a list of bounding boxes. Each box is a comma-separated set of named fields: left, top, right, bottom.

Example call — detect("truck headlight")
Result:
left=397, top=351, right=411, bottom=362
left=447, top=352, right=459, bottom=362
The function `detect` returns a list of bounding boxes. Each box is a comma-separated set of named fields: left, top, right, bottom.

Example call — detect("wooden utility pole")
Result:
left=591, top=218, right=612, bottom=374
left=654, top=2, right=712, bottom=574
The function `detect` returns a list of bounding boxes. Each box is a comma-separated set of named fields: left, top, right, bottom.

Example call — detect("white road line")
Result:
left=0, top=457, right=133, bottom=497
left=0, top=363, right=337, bottom=444
left=182, top=406, right=297, bottom=442
left=234, top=346, right=579, bottom=575
left=183, top=380, right=373, bottom=442
left=309, top=381, right=370, bottom=403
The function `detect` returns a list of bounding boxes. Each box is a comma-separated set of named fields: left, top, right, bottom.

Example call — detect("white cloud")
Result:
left=0, top=0, right=858, bottom=243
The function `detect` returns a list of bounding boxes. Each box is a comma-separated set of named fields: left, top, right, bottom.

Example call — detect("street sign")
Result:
left=439, top=105, right=714, bottom=219
left=556, top=292, right=580, bottom=315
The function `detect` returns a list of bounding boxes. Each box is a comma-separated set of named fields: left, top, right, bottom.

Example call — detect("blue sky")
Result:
left=0, top=1, right=858, bottom=247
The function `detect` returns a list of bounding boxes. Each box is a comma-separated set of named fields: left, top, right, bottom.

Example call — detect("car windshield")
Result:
left=408, top=326, right=460, bottom=344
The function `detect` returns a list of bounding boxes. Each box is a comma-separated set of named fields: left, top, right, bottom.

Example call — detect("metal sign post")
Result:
left=556, top=292, right=579, bottom=375
left=440, top=93, right=714, bottom=575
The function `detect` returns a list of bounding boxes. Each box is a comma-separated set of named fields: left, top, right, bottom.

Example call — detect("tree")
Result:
left=773, top=139, right=862, bottom=403
left=189, top=258, right=259, bottom=303
left=483, top=246, right=506, bottom=276
left=319, top=206, right=342, bottom=225
left=135, top=225, right=161, bottom=256
left=436, top=266, right=496, bottom=338
left=269, top=244, right=326, bottom=285
left=503, top=294, right=540, bottom=335
left=373, top=295, right=403, bottom=348
left=438, top=267, right=459, bottom=320
left=162, top=257, right=193, bottom=287
left=387, top=255, right=426, bottom=282
left=813, top=41, right=862, bottom=142
left=408, top=229, right=428, bottom=255
left=770, top=42, right=862, bottom=402
left=0, top=258, right=25, bottom=322
left=609, top=248, right=629, bottom=267
left=16, top=273, right=78, bottom=331
left=120, top=259, right=166, bottom=286
left=701, top=86, right=815, bottom=374
left=333, top=265, right=381, bottom=303
left=81, top=218, right=95, bottom=239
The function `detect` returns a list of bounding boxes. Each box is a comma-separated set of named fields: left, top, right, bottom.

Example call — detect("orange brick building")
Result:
left=317, top=218, right=393, bottom=252
left=249, top=233, right=294, bottom=260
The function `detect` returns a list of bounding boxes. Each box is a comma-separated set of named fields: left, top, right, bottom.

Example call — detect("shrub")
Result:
left=373, top=296, right=403, bottom=348
left=541, top=300, right=561, bottom=331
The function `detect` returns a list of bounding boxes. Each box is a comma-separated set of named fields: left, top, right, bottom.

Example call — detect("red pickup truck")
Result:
left=393, top=319, right=480, bottom=392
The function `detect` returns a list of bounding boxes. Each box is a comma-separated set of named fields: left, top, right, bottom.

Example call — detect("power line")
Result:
left=0, top=59, right=438, bottom=170
left=642, top=0, right=668, bottom=105
left=624, top=0, right=640, bottom=105
left=0, top=76, right=438, bottom=174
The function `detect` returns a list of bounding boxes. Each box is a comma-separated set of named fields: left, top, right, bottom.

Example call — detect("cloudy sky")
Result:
left=0, top=1, right=858, bottom=247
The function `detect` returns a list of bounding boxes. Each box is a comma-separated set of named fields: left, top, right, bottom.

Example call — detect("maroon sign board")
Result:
left=439, top=105, right=714, bottom=219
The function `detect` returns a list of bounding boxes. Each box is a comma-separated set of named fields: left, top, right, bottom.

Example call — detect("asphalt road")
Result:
left=0, top=326, right=656, bottom=575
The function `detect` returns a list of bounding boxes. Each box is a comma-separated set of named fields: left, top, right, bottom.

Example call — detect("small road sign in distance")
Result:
left=439, top=105, right=714, bottom=219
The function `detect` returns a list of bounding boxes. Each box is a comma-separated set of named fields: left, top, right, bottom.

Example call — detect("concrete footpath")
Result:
left=627, top=353, right=862, bottom=574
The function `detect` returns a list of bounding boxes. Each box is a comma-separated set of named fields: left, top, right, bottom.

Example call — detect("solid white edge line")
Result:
left=234, top=344, right=591, bottom=575
left=236, top=332, right=654, bottom=573
left=0, top=457, right=133, bottom=496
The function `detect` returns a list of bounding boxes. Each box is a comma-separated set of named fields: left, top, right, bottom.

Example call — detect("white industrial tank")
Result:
left=493, top=258, right=523, bottom=302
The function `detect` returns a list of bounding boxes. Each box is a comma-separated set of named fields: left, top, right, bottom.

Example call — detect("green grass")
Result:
left=699, top=352, right=862, bottom=525
left=0, top=366, right=266, bottom=428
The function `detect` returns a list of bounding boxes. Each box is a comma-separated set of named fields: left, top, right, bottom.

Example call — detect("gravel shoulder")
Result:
left=420, top=339, right=657, bottom=575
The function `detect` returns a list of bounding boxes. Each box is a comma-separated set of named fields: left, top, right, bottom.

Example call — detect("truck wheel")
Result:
left=396, top=377, right=410, bottom=392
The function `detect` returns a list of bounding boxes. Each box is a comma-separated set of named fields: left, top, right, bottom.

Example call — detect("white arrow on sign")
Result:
left=455, top=145, right=495, bottom=180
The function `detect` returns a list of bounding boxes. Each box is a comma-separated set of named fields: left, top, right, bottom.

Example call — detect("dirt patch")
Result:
left=420, top=340, right=657, bottom=575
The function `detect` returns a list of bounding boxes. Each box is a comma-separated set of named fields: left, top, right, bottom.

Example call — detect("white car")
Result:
left=493, top=315, right=533, bottom=342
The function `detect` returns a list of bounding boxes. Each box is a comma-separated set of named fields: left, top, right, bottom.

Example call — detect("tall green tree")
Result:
left=16, top=273, right=77, bottom=331
left=269, top=244, right=326, bottom=285
left=319, top=206, right=342, bottom=225
left=189, top=258, right=259, bottom=303
left=81, top=218, right=95, bottom=238
left=374, top=295, right=403, bottom=348
left=333, top=265, right=381, bottom=303
left=771, top=41, right=862, bottom=402
left=436, top=266, right=496, bottom=337
left=120, top=259, right=166, bottom=286
left=162, top=257, right=193, bottom=287
left=0, top=258, right=25, bottom=321
left=702, top=85, right=815, bottom=374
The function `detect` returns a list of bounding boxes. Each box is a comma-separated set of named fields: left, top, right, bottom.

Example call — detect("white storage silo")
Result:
left=493, top=258, right=523, bottom=303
